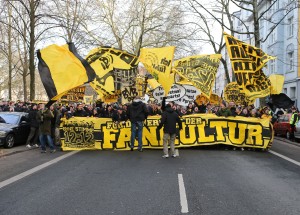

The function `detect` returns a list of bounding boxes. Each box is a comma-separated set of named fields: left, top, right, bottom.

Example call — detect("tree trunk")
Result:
left=7, top=4, right=13, bottom=100
left=29, top=0, right=35, bottom=101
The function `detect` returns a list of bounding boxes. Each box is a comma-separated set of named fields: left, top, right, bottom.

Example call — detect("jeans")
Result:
left=39, top=134, right=55, bottom=151
left=130, top=121, right=143, bottom=150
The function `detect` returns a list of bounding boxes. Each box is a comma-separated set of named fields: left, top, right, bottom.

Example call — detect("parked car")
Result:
left=273, top=114, right=293, bottom=139
left=0, top=112, right=30, bottom=148
left=294, top=119, right=300, bottom=140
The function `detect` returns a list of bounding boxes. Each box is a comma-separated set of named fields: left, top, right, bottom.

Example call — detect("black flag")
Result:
left=267, top=93, right=295, bottom=110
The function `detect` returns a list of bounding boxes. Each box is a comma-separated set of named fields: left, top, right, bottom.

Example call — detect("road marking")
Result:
left=0, top=151, right=79, bottom=190
left=269, top=150, right=300, bottom=167
left=178, top=174, right=189, bottom=213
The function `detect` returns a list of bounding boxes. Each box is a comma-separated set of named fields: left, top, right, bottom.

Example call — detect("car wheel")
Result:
left=286, top=131, right=290, bottom=140
left=4, top=134, right=15, bottom=148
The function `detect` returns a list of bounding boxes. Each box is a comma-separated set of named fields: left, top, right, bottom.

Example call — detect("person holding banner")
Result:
left=127, top=96, right=149, bottom=152
left=157, top=104, right=182, bottom=158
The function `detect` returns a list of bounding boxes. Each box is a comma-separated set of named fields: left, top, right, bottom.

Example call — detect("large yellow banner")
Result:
left=224, top=32, right=274, bottom=100
left=60, top=114, right=273, bottom=150
left=173, top=54, right=221, bottom=98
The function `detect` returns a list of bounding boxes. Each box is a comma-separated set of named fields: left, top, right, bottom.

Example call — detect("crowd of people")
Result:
left=0, top=97, right=297, bottom=154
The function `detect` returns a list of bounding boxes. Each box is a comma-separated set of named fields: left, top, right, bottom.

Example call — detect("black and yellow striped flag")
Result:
left=37, top=43, right=95, bottom=101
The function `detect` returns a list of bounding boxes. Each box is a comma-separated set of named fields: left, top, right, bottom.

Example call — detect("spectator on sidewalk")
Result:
left=289, top=106, right=299, bottom=141
left=25, top=104, right=39, bottom=148
left=37, top=104, right=56, bottom=153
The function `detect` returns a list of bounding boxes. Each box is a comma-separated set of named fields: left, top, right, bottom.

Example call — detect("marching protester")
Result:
left=157, top=103, right=182, bottom=158
left=25, top=104, right=39, bottom=148
left=216, top=101, right=232, bottom=117
left=73, top=103, right=88, bottom=117
left=127, top=96, right=148, bottom=152
left=37, top=103, right=56, bottom=153
left=112, top=107, right=127, bottom=124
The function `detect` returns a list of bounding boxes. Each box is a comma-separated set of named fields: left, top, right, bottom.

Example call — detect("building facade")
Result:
left=216, top=0, right=300, bottom=107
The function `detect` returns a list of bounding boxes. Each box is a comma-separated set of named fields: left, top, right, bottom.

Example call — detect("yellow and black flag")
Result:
left=37, top=43, right=95, bottom=101
left=224, top=32, right=275, bottom=100
left=173, top=54, right=222, bottom=98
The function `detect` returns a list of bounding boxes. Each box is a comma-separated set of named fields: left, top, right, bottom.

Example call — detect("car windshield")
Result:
left=0, top=114, right=20, bottom=125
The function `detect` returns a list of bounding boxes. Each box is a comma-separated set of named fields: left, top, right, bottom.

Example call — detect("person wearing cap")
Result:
left=289, top=106, right=299, bottom=141
left=157, top=103, right=182, bottom=158
left=127, top=96, right=149, bottom=152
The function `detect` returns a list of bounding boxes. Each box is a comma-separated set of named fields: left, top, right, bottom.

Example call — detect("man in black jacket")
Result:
left=26, top=104, right=39, bottom=148
left=157, top=104, right=182, bottom=158
left=127, top=96, right=148, bottom=151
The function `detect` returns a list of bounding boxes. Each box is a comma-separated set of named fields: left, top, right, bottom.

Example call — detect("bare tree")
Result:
left=0, top=0, right=59, bottom=100
left=89, top=0, right=196, bottom=56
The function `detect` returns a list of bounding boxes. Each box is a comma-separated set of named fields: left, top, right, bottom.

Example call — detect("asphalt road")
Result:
left=0, top=139, right=300, bottom=215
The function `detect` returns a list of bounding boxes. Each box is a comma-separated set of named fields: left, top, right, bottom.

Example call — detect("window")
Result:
left=269, top=59, right=276, bottom=73
left=269, top=28, right=276, bottom=44
left=288, top=51, right=294, bottom=71
left=288, top=17, right=294, bottom=37
left=290, top=87, right=296, bottom=99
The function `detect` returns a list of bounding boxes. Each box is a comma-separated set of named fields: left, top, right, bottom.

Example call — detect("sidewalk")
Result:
left=0, top=145, right=38, bottom=158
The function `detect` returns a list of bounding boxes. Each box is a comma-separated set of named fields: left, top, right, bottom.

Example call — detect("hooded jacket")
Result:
left=127, top=99, right=148, bottom=122
left=157, top=106, right=182, bottom=134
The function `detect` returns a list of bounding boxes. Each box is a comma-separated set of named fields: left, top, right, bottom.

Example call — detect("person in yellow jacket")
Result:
left=289, top=106, right=299, bottom=141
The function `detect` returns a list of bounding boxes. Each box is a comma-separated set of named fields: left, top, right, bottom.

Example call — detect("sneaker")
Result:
left=26, top=144, right=31, bottom=148
left=162, top=155, right=169, bottom=158
left=34, top=144, right=39, bottom=148
left=41, top=150, right=46, bottom=153
left=171, top=154, right=177, bottom=158
left=50, top=149, right=56, bottom=153
left=138, top=149, right=143, bottom=152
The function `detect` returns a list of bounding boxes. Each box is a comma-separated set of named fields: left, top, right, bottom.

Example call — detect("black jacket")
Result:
left=28, top=109, right=39, bottom=128
left=157, top=107, right=182, bottom=134
left=73, top=109, right=88, bottom=117
left=112, top=110, right=127, bottom=122
left=127, top=99, right=148, bottom=122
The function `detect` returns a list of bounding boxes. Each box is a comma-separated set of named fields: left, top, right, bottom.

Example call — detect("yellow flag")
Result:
left=139, top=46, right=175, bottom=95
left=209, top=93, right=220, bottom=105
left=86, top=47, right=139, bottom=96
left=224, top=32, right=275, bottom=100
left=269, top=74, right=284, bottom=94
left=174, top=54, right=221, bottom=98
left=37, top=43, right=95, bottom=100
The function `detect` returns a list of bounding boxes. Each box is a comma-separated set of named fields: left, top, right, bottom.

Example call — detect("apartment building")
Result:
left=216, top=0, right=300, bottom=107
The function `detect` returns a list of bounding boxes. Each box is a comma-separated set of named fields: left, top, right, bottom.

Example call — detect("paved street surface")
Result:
left=1, top=139, right=300, bottom=215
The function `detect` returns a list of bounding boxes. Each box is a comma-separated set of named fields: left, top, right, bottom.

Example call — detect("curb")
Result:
left=274, top=136, right=300, bottom=148
left=0, top=147, right=38, bottom=158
